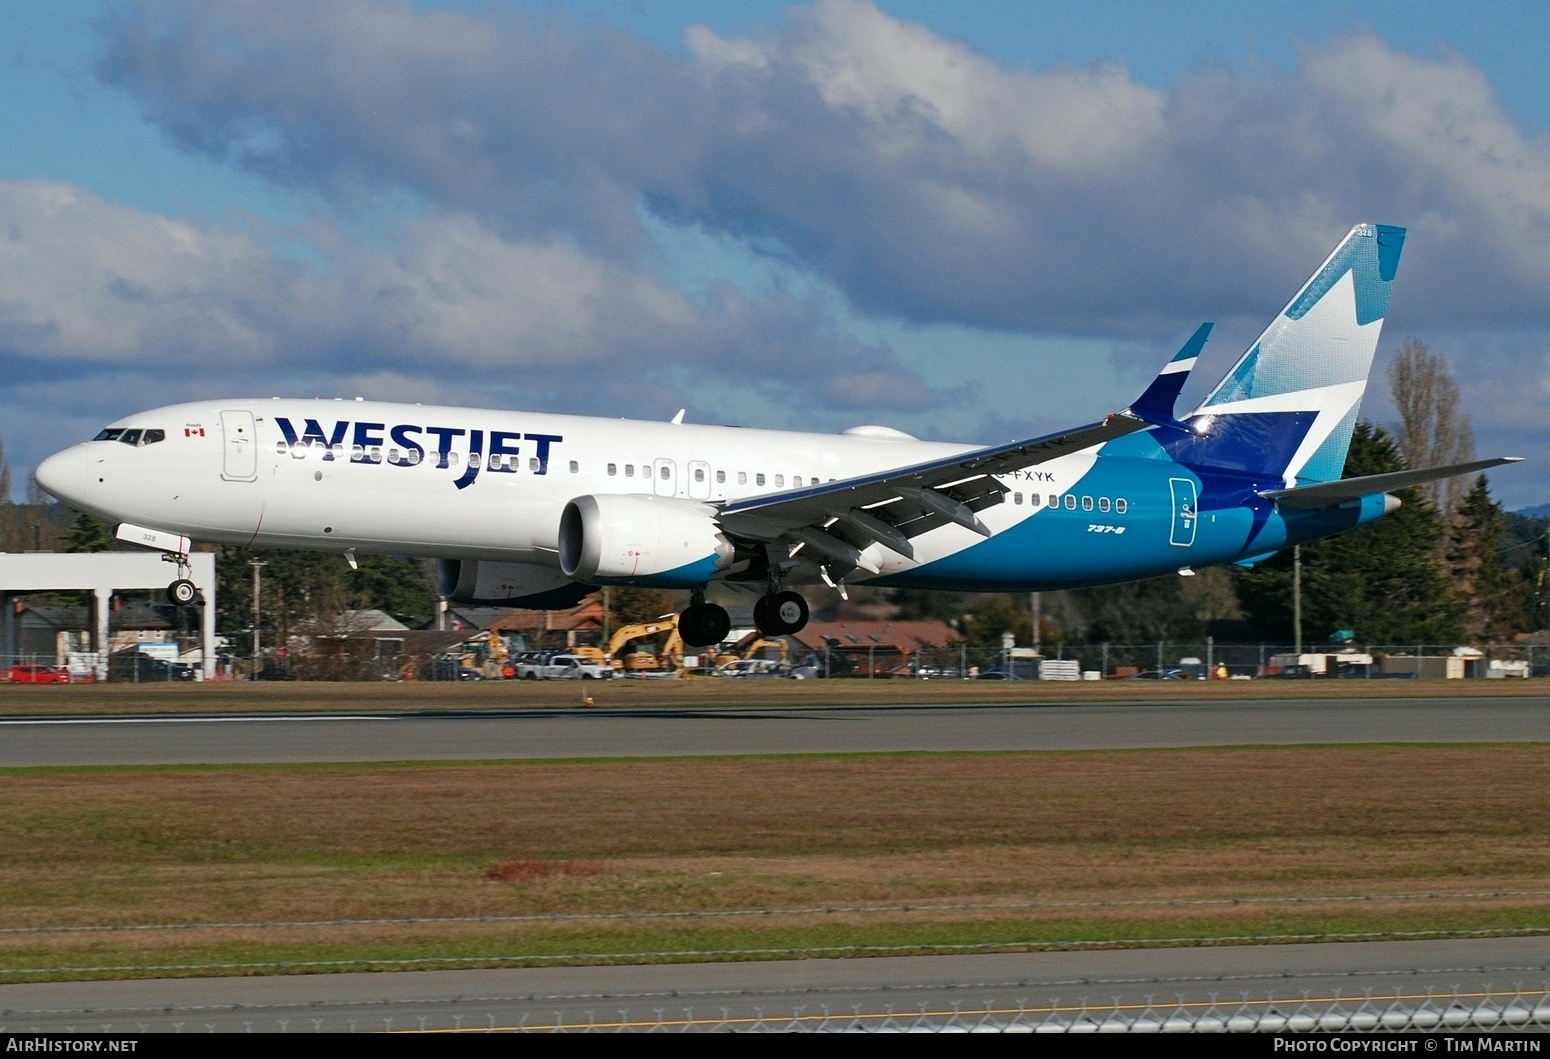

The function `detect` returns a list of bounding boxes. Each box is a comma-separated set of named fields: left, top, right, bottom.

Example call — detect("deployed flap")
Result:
left=1260, top=457, right=1523, bottom=510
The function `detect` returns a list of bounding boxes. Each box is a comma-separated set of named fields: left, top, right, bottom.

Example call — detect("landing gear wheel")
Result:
left=754, top=591, right=809, bottom=636
left=167, top=579, right=198, bottom=607
left=679, top=603, right=731, bottom=648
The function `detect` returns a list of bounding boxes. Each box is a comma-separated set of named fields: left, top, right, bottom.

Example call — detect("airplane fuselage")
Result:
left=39, top=397, right=1380, bottom=595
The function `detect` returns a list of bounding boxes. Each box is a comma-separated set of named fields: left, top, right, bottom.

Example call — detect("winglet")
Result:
left=1125, top=323, right=1211, bottom=433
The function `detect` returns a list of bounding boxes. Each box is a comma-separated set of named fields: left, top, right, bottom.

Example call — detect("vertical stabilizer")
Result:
left=1192, top=224, right=1405, bottom=485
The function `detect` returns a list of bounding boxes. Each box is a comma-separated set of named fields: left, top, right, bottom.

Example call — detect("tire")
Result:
left=680, top=603, right=731, bottom=647
left=755, top=591, right=809, bottom=635
left=167, top=579, right=198, bottom=606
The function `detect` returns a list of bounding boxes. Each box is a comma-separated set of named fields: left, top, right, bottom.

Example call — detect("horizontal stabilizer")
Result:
left=1260, top=457, right=1523, bottom=510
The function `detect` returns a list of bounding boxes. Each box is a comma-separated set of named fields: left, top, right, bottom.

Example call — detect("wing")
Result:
left=716, top=331, right=1211, bottom=574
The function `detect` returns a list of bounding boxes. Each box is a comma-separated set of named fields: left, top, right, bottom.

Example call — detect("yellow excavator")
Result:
left=606, top=617, right=684, bottom=673
left=460, top=629, right=518, bottom=680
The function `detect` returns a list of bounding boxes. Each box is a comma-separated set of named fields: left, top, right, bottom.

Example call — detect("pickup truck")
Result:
left=518, top=654, right=615, bottom=680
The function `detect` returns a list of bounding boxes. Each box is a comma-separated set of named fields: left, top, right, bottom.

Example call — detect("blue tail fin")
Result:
left=1181, top=223, right=1405, bottom=485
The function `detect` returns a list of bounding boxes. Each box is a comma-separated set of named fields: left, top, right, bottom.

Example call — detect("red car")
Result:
left=7, top=664, right=71, bottom=684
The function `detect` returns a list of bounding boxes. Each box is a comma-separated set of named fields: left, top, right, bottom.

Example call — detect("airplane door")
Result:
left=653, top=458, right=677, bottom=497
left=220, top=410, right=258, bottom=482
left=687, top=460, right=712, bottom=500
left=1168, top=477, right=1197, bottom=547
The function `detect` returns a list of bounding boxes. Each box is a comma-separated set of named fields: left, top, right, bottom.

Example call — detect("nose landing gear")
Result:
left=162, top=552, right=201, bottom=607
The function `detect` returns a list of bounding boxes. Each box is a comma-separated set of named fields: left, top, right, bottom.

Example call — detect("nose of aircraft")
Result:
left=33, top=445, right=90, bottom=506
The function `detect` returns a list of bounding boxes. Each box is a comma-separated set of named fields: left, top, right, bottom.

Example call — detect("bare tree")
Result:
left=1387, top=339, right=1476, bottom=514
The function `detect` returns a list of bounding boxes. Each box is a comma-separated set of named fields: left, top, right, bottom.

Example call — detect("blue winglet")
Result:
left=1127, top=323, right=1212, bottom=433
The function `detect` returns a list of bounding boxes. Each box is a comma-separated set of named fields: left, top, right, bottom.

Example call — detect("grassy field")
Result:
left=3, top=744, right=1549, bottom=981
left=0, top=675, right=1545, bottom=716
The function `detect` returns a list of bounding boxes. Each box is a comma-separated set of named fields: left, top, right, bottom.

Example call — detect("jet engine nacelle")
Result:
left=559, top=494, right=733, bottom=585
left=436, top=558, right=590, bottom=609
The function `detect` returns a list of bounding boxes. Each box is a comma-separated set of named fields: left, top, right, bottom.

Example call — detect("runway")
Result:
left=6, top=693, right=1548, bottom=1031
left=3, top=937, right=1549, bottom=1031
left=2, top=695, right=1548, bottom=766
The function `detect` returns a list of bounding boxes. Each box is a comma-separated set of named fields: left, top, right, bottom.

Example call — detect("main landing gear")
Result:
left=677, top=586, right=812, bottom=648
left=753, top=590, right=809, bottom=636
left=679, top=590, right=732, bottom=648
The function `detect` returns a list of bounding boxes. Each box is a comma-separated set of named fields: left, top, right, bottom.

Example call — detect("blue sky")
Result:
left=1, top=0, right=1546, bottom=509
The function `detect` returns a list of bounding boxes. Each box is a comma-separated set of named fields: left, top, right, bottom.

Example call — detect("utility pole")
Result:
left=1293, top=545, right=1302, bottom=657
left=249, top=559, right=267, bottom=679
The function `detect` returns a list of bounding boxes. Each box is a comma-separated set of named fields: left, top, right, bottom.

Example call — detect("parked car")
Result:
left=7, top=664, right=71, bottom=684
left=974, top=670, right=1024, bottom=681
left=1126, top=668, right=1185, bottom=680
left=518, top=654, right=615, bottom=680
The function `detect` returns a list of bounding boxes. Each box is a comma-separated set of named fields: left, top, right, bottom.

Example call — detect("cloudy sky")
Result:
left=2, top=0, right=1546, bottom=508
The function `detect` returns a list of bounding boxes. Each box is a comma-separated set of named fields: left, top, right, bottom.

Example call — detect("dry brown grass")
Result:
left=0, top=676, right=1544, bottom=717
left=2, top=746, right=1549, bottom=976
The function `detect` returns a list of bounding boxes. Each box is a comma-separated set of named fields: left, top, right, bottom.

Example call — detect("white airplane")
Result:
left=35, top=223, right=1518, bottom=647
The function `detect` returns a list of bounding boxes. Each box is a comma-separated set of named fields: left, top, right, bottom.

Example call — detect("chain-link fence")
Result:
left=856, top=642, right=1550, bottom=681
left=5, top=987, right=1549, bottom=1032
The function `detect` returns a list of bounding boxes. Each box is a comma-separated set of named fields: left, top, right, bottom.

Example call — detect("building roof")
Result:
left=487, top=597, right=606, bottom=634
left=790, top=619, right=961, bottom=652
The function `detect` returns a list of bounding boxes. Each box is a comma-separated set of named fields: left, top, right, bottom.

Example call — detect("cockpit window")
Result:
left=94, top=427, right=165, bottom=446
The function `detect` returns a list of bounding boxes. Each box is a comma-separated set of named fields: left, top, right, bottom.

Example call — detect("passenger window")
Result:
left=738, top=472, right=747, bottom=485
left=1064, top=495, right=1076, bottom=510
left=274, top=441, right=287, bottom=455
left=352, top=444, right=364, bottom=460
left=625, top=465, right=634, bottom=478
left=660, top=466, right=669, bottom=480
left=1048, top=494, right=1057, bottom=508
left=531, top=457, right=541, bottom=472
left=1082, top=496, right=1093, bottom=511
left=569, top=460, right=579, bottom=474
left=775, top=474, right=784, bottom=487
left=694, top=468, right=705, bottom=483
left=756, top=473, right=766, bottom=486
left=1030, top=494, right=1040, bottom=508
left=793, top=476, right=802, bottom=487
left=408, top=449, right=421, bottom=465
left=716, top=470, right=726, bottom=484
left=1099, top=497, right=1110, bottom=512
left=607, top=463, right=617, bottom=476
left=388, top=448, right=399, bottom=463
left=1116, top=498, right=1128, bottom=514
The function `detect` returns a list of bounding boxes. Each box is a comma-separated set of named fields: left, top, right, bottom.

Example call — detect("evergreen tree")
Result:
left=61, top=511, right=117, bottom=553
left=1237, top=423, right=1465, bottom=644
left=959, top=594, right=1033, bottom=646
left=1447, top=476, right=1524, bottom=640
